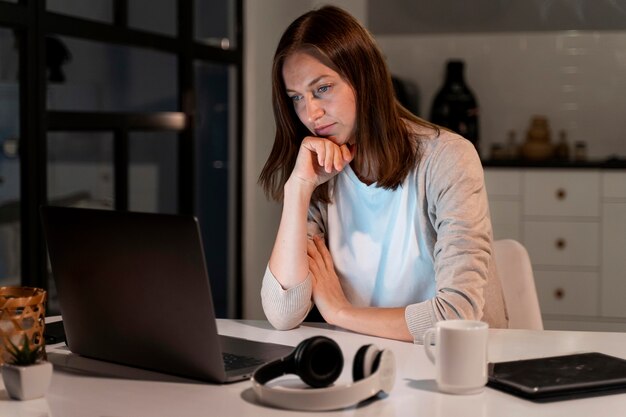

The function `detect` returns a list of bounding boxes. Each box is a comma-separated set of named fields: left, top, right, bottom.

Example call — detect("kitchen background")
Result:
left=379, top=30, right=626, bottom=159
left=372, top=0, right=626, bottom=160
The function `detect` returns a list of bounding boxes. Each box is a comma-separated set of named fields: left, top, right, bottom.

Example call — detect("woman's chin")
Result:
left=327, top=136, right=348, bottom=146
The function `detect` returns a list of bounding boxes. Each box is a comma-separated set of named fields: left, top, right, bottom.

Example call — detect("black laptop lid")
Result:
left=488, top=352, right=626, bottom=401
left=41, top=206, right=228, bottom=382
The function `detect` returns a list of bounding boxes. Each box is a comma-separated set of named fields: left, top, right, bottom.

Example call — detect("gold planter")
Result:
left=0, top=287, right=47, bottom=365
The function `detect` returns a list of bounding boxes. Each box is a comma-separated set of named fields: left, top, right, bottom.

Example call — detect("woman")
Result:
left=258, top=5, right=508, bottom=343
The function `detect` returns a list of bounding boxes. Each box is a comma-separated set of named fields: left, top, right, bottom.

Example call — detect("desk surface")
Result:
left=3, top=319, right=626, bottom=416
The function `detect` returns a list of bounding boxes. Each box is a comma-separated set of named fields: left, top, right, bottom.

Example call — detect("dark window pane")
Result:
left=0, top=27, right=20, bottom=287
left=47, top=132, right=114, bottom=209
left=0, top=29, right=18, bottom=82
left=195, top=61, right=236, bottom=317
left=47, top=132, right=114, bottom=313
left=47, top=36, right=177, bottom=112
left=195, top=0, right=237, bottom=49
left=129, top=0, right=176, bottom=36
left=129, top=131, right=178, bottom=214
left=47, top=0, right=113, bottom=24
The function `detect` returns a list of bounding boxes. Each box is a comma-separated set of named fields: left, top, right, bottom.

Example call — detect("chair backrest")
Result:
left=493, top=239, right=543, bottom=330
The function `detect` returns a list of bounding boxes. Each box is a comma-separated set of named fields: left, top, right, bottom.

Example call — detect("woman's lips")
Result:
left=314, top=123, right=335, bottom=137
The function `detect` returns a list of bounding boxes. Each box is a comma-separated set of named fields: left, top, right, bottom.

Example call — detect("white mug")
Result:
left=423, top=320, right=489, bottom=394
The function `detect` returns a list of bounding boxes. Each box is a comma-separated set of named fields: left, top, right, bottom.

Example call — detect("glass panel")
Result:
left=129, top=131, right=178, bottom=214
left=47, top=132, right=114, bottom=209
left=195, top=0, right=237, bottom=49
left=0, top=27, right=20, bottom=287
left=129, top=0, right=176, bottom=36
left=47, top=132, right=113, bottom=313
left=47, top=36, right=177, bottom=112
left=195, top=61, right=236, bottom=317
left=47, top=0, right=113, bottom=24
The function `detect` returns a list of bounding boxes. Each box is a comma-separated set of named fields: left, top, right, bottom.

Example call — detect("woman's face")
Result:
left=282, top=51, right=357, bottom=146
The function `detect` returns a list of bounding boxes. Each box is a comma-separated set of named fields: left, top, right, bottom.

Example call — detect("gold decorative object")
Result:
left=0, top=287, right=47, bottom=365
left=520, top=115, right=554, bottom=160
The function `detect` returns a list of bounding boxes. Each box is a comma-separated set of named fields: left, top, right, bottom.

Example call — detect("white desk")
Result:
left=2, top=319, right=626, bottom=416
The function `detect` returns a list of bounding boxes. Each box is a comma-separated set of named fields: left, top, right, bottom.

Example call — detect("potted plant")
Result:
left=1, top=335, right=52, bottom=400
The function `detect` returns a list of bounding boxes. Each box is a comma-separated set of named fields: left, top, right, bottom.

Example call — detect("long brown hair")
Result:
left=259, top=5, right=438, bottom=203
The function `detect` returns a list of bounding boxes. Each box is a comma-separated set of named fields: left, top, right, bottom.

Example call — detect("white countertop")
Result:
left=2, top=319, right=626, bottom=416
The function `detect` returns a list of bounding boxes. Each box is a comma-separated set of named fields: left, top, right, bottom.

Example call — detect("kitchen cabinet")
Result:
left=601, top=172, right=626, bottom=319
left=483, top=169, right=521, bottom=241
left=484, top=167, right=626, bottom=331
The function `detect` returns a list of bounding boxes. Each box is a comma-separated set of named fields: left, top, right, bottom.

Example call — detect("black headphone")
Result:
left=251, top=336, right=396, bottom=411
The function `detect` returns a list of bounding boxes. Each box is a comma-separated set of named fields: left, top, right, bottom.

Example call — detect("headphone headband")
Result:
left=251, top=337, right=396, bottom=411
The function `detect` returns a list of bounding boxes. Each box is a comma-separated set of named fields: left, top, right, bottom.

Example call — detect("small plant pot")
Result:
left=2, top=360, right=52, bottom=400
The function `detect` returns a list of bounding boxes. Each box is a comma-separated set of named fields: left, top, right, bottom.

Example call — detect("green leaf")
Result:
left=4, top=335, right=42, bottom=366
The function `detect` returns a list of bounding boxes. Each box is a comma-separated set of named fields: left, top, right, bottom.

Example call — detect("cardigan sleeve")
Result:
left=260, top=265, right=313, bottom=330
left=405, top=136, right=493, bottom=343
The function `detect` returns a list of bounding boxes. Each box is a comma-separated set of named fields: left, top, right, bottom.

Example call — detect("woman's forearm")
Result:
left=333, top=306, right=413, bottom=342
left=268, top=177, right=316, bottom=289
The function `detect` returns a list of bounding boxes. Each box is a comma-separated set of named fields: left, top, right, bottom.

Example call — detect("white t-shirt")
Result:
left=317, top=162, right=436, bottom=308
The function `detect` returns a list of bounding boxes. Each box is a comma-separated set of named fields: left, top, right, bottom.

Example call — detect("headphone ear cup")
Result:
left=352, top=344, right=382, bottom=381
left=293, top=336, right=343, bottom=388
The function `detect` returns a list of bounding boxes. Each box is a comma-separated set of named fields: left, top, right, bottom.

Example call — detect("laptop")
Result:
left=40, top=205, right=294, bottom=383
left=488, top=352, right=626, bottom=402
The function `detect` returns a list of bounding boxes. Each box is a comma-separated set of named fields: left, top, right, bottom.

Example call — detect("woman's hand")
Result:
left=307, top=235, right=413, bottom=342
left=291, top=136, right=355, bottom=189
left=307, top=235, right=351, bottom=324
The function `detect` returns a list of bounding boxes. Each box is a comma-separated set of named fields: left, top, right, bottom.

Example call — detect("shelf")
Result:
left=482, top=158, right=626, bottom=169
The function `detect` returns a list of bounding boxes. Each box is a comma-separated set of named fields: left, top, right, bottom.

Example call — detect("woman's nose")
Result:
left=306, top=99, right=324, bottom=123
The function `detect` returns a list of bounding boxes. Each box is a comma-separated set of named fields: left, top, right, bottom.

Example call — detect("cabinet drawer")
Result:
left=603, top=172, right=626, bottom=199
left=489, top=201, right=521, bottom=240
left=535, top=270, right=599, bottom=316
left=523, top=170, right=600, bottom=216
left=484, top=169, right=521, bottom=198
left=524, top=221, right=599, bottom=266
left=601, top=203, right=626, bottom=318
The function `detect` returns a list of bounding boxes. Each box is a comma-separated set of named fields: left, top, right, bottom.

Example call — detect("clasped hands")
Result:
left=307, top=234, right=351, bottom=325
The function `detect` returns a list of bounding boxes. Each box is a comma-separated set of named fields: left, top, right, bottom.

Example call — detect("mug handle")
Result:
left=423, top=328, right=436, bottom=364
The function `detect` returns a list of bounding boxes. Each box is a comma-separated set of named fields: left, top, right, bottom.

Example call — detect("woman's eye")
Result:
left=317, top=85, right=331, bottom=94
left=290, top=95, right=302, bottom=103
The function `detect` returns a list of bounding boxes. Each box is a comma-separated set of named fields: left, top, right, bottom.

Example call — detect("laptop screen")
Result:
left=41, top=206, right=231, bottom=381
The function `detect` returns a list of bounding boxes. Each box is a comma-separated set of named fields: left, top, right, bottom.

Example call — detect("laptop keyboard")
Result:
left=222, top=352, right=265, bottom=371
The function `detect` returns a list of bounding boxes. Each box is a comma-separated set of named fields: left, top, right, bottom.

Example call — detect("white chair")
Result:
left=493, top=239, right=543, bottom=330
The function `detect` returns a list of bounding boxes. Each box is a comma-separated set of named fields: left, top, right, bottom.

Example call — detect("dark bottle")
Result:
left=430, top=60, right=480, bottom=152
left=553, top=130, right=571, bottom=161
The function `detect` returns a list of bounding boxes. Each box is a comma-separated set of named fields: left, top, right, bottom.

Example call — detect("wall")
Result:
left=376, top=31, right=626, bottom=159
left=242, top=0, right=367, bottom=319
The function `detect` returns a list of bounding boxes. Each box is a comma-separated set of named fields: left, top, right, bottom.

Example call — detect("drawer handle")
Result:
left=556, top=188, right=567, bottom=200
left=554, top=288, right=565, bottom=300
left=555, top=238, right=566, bottom=250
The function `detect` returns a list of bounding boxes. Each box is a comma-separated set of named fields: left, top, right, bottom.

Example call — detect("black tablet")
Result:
left=488, top=352, right=626, bottom=402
